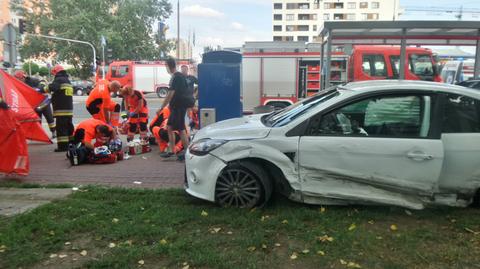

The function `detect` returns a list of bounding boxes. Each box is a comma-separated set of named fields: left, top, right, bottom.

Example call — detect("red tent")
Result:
left=0, top=70, right=52, bottom=175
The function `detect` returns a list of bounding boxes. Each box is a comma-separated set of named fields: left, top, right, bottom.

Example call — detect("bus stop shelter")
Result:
left=319, top=21, right=480, bottom=90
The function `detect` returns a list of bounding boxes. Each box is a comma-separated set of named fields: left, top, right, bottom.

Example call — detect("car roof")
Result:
left=339, top=80, right=480, bottom=98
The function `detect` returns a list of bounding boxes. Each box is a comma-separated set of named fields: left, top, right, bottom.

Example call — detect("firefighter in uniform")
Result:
left=119, top=85, right=149, bottom=142
left=48, top=65, right=74, bottom=152
left=14, top=70, right=56, bottom=138
left=86, top=80, right=121, bottom=128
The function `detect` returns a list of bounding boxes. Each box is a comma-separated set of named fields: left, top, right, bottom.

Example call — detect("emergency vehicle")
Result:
left=104, top=60, right=193, bottom=97
left=241, top=42, right=441, bottom=112
left=441, top=59, right=475, bottom=84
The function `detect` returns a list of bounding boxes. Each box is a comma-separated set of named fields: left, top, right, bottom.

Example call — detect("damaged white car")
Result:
left=185, top=80, right=480, bottom=210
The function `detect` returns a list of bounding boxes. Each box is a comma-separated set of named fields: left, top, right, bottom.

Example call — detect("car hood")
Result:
left=193, top=114, right=271, bottom=141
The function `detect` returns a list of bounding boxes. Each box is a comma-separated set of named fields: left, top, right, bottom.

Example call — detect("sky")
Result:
left=164, top=0, right=480, bottom=60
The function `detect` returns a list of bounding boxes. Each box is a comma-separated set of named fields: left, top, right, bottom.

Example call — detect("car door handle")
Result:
left=407, top=152, right=433, bottom=161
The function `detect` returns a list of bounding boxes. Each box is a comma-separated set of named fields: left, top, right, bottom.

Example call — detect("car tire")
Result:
left=156, top=87, right=168, bottom=98
left=75, top=89, right=84, bottom=96
left=215, top=161, right=272, bottom=208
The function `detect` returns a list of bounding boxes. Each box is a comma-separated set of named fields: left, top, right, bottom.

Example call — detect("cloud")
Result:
left=231, top=22, right=245, bottom=31
left=182, top=5, right=225, bottom=18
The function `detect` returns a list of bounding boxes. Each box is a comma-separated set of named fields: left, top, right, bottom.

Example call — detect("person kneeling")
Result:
left=68, top=119, right=121, bottom=165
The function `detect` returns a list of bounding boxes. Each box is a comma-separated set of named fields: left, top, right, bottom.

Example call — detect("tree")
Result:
left=13, top=0, right=173, bottom=78
left=38, top=67, right=49, bottom=77
left=22, top=62, right=40, bottom=75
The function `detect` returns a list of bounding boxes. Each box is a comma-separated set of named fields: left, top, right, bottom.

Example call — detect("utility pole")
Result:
left=177, top=0, right=180, bottom=59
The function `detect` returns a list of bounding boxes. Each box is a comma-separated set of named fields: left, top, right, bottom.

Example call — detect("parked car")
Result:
left=457, top=79, right=480, bottom=90
left=72, top=80, right=94, bottom=96
left=185, top=80, right=480, bottom=210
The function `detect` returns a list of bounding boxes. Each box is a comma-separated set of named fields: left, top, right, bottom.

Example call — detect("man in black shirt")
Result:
left=158, top=57, right=191, bottom=160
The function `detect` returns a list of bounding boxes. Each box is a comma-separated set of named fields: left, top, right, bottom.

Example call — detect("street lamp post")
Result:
left=25, top=33, right=97, bottom=73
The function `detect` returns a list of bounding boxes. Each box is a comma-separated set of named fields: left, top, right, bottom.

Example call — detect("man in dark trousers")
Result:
left=14, top=70, right=56, bottom=138
left=158, top=57, right=191, bottom=160
left=48, top=65, right=74, bottom=152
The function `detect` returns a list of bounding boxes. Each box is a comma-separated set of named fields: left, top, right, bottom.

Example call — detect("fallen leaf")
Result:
left=227, top=231, right=233, bottom=235
left=160, top=239, right=168, bottom=245
left=142, top=156, right=147, bottom=160
left=390, top=224, right=398, bottom=231
left=211, top=227, right=221, bottom=234
left=0, top=245, right=6, bottom=253
left=183, top=262, right=188, bottom=266
left=317, top=250, right=325, bottom=256
left=138, top=260, right=145, bottom=265
left=347, top=261, right=362, bottom=268
left=376, top=236, right=383, bottom=240
left=72, top=187, right=79, bottom=191
left=112, top=218, right=119, bottom=223
left=59, top=254, right=68, bottom=259
left=302, top=249, right=310, bottom=254
left=261, top=215, right=270, bottom=222
left=108, top=243, right=116, bottom=248
left=404, top=210, right=413, bottom=216
left=450, top=219, right=457, bottom=223
left=465, top=227, right=480, bottom=235
left=80, top=250, right=87, bottom=256
left=340, top=259, right=348, bottom=265
left=247, top=246, right=256, bottom=252
left=348, top=223, right=357, bottom=231
left=317, top=235, right=334, bottom=242
left=124, top=240, right=133, bottom=246
left=133, top=181, right=142, bottom=185
left=49, top=230, right=55, bottom=236
left=64, top=242, right=71, bottom=245
left=250, top=207, right=257, bottom=213
left=320, top=206, right=326, bottom=213
left=281, top=219, right=289, bottom=224
left=262, top=244, right=267, bottom=249
left=290, top=252, right=298, bottom=260
left=49, top=254, right=58, bottom=258
left=182, top=265, right=190, bottom=269
left=201, top=210, right=208, bottom=217
left=368, top=220, right=375, bottom=225
left=274, top=243, right=281, bottom=247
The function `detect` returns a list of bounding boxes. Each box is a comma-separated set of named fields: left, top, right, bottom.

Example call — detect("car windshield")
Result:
left=263, top=87, right=340, bottom=127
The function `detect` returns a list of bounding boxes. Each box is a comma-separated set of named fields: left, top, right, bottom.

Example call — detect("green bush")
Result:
left=38, top=67, right=49, bottom=77
left=22, top=62, right=40, bottom=75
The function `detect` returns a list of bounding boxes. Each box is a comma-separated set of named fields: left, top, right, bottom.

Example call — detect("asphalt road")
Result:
left=72, top=93, right=164, bottom=125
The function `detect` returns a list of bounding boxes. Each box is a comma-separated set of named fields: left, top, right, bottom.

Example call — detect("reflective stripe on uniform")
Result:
left=48, top=123, right=56, bottom=128
left=57, top=136, right=70, bottom=142
left=53, top=110, right=73, bottom=117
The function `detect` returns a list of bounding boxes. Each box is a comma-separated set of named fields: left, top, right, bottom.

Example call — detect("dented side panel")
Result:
left=298, top=136, right=444, bottom=207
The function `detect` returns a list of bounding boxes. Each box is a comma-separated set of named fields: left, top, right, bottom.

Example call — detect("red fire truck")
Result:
left=103, top=60, right=193, bottom=97
left=241, top=42, right=441, bottom=112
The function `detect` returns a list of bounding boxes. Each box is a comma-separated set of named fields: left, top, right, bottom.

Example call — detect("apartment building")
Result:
left=273, top=0, right=401, bottom=42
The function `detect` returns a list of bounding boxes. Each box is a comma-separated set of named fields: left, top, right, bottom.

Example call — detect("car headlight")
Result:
left=189, top=139, right=227, bottom=156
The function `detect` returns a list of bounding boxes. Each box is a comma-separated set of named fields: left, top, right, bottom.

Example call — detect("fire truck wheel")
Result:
left=156, top=87, right=168, bottom=98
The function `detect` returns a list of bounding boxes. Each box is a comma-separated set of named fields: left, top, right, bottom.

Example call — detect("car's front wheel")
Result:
left=156, top=87, right=168, bottom=98
left=75, top=88, right=84, bottom=96
left=215, top=161, right=272, bottom=208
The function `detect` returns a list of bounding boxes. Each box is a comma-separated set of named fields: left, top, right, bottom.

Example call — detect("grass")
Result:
left=0, top=186, right=479, bottom=269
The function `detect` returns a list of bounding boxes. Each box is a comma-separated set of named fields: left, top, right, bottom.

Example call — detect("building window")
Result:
left=372, top=2, right=380, bottom=9
left=313, top=25, right=317, bottom=31
left=298, top=25, right=309, bottom=31
left=273, top=14, right=282, bottom=20
left=312, top=14, right=318, bottom=20
left=286, top=14, right=295, bottom=21
left=298, top=14, right=310, bottom=20
left=367, top=13, right=379, bottom=20
left=285, top=36, right=294, bottom=41
left=347, top=13, right=356, bottom=20
left=347, top=2, right=356, bottom=9
left=274, top=3, right=282, bottom=9
left=286, top=25, right=295, bottom=32
left=273, top=25, right=282, bottom=32
left=324, top=3, right=331, bottom=9
left=360, top=2, right=368, bottom=9
left=361, top=13, right=368, bottom=20
left=323, top=13, right=330, bottom=20
left=334, top=2, right=344, bottom=9
left=286, top=3, right=296, bottom=9
left=273, top=36, right=282, bottom=41
left=299, top=3, right=310, bottom=9
left=314, top=1, right=320, bottom=9
left=298, top=36, right=309, bottom=42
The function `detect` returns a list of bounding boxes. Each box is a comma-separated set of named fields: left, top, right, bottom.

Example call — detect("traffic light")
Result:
left=18, top=19, right=26, bottom=34
left=107, top=48, right=113, bottom=63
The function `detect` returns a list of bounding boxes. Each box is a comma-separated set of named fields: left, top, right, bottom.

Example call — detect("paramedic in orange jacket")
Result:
left=73, top=118, right=115, bottom=150
left=86, top=80, right=121, bottom=128
left=119, top=85, right=149, bottom=142
left=150, top=106, right=183, bottom=153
